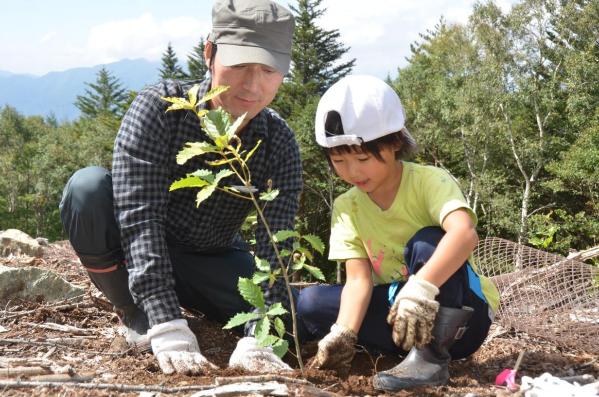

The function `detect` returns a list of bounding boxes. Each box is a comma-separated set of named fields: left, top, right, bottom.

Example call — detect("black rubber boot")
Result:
left=87, top=264, right=150, bottom=351
left=373, top=306, right=474, bottom=391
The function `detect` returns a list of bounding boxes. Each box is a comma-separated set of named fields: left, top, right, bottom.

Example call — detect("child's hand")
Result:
left=387, top=277, right=440, bottom=350
left=310, top=323, right=357, bottom=374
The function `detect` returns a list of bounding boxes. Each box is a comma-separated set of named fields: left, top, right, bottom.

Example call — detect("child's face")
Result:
left=329, top=146, right=401, bottom=194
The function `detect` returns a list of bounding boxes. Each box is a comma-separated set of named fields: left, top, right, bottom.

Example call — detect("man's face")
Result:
left=206, top=46, right=284, bottom=129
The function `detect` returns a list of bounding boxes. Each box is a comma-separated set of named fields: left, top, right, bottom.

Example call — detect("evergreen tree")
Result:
left=289, top=0, right=355, bottom=95
left=75, top=67, right=128, bottom=118
left=159, top=42, right=188, bottom=79
left=187, top=38, right=208, bottom=80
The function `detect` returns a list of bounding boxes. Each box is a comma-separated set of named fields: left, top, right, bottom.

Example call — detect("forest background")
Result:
left=1, top=0, right=597, bottom=280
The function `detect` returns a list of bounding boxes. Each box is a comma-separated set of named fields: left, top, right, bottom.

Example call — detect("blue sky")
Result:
left=1, top=0, right=516, bottom=78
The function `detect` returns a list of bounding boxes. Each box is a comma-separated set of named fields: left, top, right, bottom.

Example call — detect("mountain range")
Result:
left=0, top=59, right=162, bottom=121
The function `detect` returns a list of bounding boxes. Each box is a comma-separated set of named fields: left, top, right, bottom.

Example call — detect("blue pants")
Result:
left=59, top=166, right=256, bottom=326
left=296, top=227, right=492, bottom=359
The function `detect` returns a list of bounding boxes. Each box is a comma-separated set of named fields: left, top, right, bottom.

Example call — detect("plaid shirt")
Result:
left=112, top=78, right=302, bottom=329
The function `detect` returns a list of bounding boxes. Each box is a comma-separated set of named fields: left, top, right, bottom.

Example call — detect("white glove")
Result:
left=387, top=276, right=440, bottom=350
left=147, top=319, right=218, bottom=375
left=311, top=323, right=357, bottom=372
left=229, top=337, right=292, bottom=373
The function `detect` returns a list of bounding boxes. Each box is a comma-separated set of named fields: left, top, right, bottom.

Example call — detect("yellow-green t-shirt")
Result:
left=329, top=161, right=499, bottom=312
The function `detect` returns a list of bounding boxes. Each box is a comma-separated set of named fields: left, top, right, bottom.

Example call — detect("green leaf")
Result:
left=273, top=317, right=285, bottom=338
left=202, top=109, right=231, bottom=143
left=267, top=303, right=287, bottom=317
left=226, top=112, right=247, bottom=138
left=259, top=189, right=280, bottom=202
left=257, top=334, right=279, bottom=349
left=195, top=184, right=216, bottom=206
left=176, top=142, right=219, bottom=164
left=254, top=318, right=271, bottom=342
left=199, top=85, right=229, bottom=104
left=273, top=230, right=299, bottom=243
left=223, top=312, right=261, bottom=329
left=169, top=176, right=209, bottom=192
left=187, top=84, right=201, bottom=108
left=268, top=271, right=279, bottom=288
left=294, top=246, right=313, bottom=262
left=190, top=169, right=213, bottom=179
left=161, top=96, right=194, bottom=112
left=238, top=277, right=265, bottom=309
left=271, top=338, right=289, bottom=359
left=279, top=249, right=292, bottom=258
left=213, top=169, right=234, bottom=184
left=252, top=271, right=270, bottom=284
left=244, top=140, right=262, bottom=162
left=302, top=234, right=325, bottom=255
left=255, top=257, right=271, bottom=272
left=303, top=263, right=326, bottom=281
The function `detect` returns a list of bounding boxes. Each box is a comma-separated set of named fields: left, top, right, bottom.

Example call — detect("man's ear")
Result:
left=204, top=41, right=213, bottom=70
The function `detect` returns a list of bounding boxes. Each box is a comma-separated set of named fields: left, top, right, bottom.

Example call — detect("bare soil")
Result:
left=0, top=241, right=597, bottom=396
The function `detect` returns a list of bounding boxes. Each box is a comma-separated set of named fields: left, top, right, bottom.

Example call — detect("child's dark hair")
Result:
left=325, top=132, right=416, bottom=162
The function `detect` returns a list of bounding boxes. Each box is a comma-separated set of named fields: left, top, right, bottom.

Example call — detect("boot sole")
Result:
left=372, top=373, right=448, bottom=391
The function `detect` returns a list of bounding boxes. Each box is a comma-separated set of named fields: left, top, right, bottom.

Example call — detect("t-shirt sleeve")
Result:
left=423, top=167, right=478, bottom=226
left=328, top=196, right=368, bottom=260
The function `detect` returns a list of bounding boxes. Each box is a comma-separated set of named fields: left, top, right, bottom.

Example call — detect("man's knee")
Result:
left=60, top=166, right=113, bottom=217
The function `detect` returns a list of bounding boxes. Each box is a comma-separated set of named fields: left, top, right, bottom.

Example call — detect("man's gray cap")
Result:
left=210, top=0, right=295, bottom=74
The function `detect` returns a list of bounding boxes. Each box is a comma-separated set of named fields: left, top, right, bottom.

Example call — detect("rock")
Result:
left=0, top=265, right=84, bottom=304
left=36, top=237, right=49, bottom=246
left=0, top=229, right=42, bottom=257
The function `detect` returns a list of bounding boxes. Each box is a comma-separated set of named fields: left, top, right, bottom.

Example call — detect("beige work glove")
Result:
left=311, top=323, right=357, bottom=373
left=229, top=337, right=292, bottom=373
left=387, top=276, right=440, bottom=351
left=147, top=319, right=218, bottom=375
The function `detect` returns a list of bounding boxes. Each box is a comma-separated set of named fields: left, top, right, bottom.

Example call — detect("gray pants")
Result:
left=59, top=166, right=254, bottom=326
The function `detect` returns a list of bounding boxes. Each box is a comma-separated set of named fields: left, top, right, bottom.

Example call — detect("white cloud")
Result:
left=40, top=31, right=56, bottom=44
left=82, top=12, right=209, bottom=66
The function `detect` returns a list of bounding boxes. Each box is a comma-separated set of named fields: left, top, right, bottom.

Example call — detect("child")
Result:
left=296, top=75, right=500, bottom=391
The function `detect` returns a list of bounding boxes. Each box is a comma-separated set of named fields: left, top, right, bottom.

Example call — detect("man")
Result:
left=60, top=0, right=300, bottom=375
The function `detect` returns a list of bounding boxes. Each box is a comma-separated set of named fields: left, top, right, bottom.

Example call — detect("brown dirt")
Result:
left=0, top=241, right=597, bottom=396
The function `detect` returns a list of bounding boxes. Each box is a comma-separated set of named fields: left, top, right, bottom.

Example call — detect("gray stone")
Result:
left=0, top=265, right=84, bottom=304
left=0, top=229, right=42, bottom=257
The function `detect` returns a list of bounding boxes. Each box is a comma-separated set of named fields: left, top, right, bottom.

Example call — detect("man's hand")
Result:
left=311, top=323, right=357, bottom=373
left=229, top=337, right=292, bottom=373
left=387, top=276, right=440, bottom=351
left=147, top=319, right=218, bottom=375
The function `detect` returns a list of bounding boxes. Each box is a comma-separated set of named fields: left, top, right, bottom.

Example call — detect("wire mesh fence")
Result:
left=474, top=237, right=599, bottom=354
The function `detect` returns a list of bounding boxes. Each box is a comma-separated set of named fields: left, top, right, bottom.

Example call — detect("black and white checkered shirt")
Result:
left=112, top=78, right=302, bottom=330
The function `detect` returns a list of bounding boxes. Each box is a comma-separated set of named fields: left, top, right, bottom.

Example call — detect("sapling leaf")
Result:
left=187, top=84, right=200, bottom=108
left=176, top=142, right=219, bottom=164
left=202, top=109, right=231, bottom=143
left=226, top=112, right=247, bottom=138
left=267, top=303, right=287, bottom=317
left=257, top=334, right=279, bottom=349
left=271, top=338, right=289, bottom=359
left=294, top=246, right=313, bottom=262
left=169, top=176, right=209, bottom=191
left=223, top=312, right=261, bottom=329
left=199, top=85, right=229, bottom=104
left=279, top=249, right=292, bottom=258
left=302, top=234, right=325, bottom=255
left=214, top=169, right=234, bottom=183
left=255, top=318, right=271, bottom=342
left=252, top=271, right=270, bottom=284
left=259, top=189, right=280, bottom=202
left=238, top=277, right=265, bottom=309
left=255, top=257, right=271, bottom=272
left=273, top=317, right=285, bottom=338
left=195, top=185, right=216, bottom=206
left=273, top=230, right=299, bottom=242
left=190, top=169, right=213, bottom=178
left=244, top=140, right=262, bottom=162
left=162, top=96, right=194, bottom=112
left=303, top=264, right=326, bottom=281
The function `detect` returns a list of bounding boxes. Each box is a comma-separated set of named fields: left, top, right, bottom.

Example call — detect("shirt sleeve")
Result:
left=112, top=89, right=182, bottom=327
left=328, top=196, right=368, bottom=261
left=252, top=124, right=302, bottom=320
left=422, top=167, right=477, bottom=227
